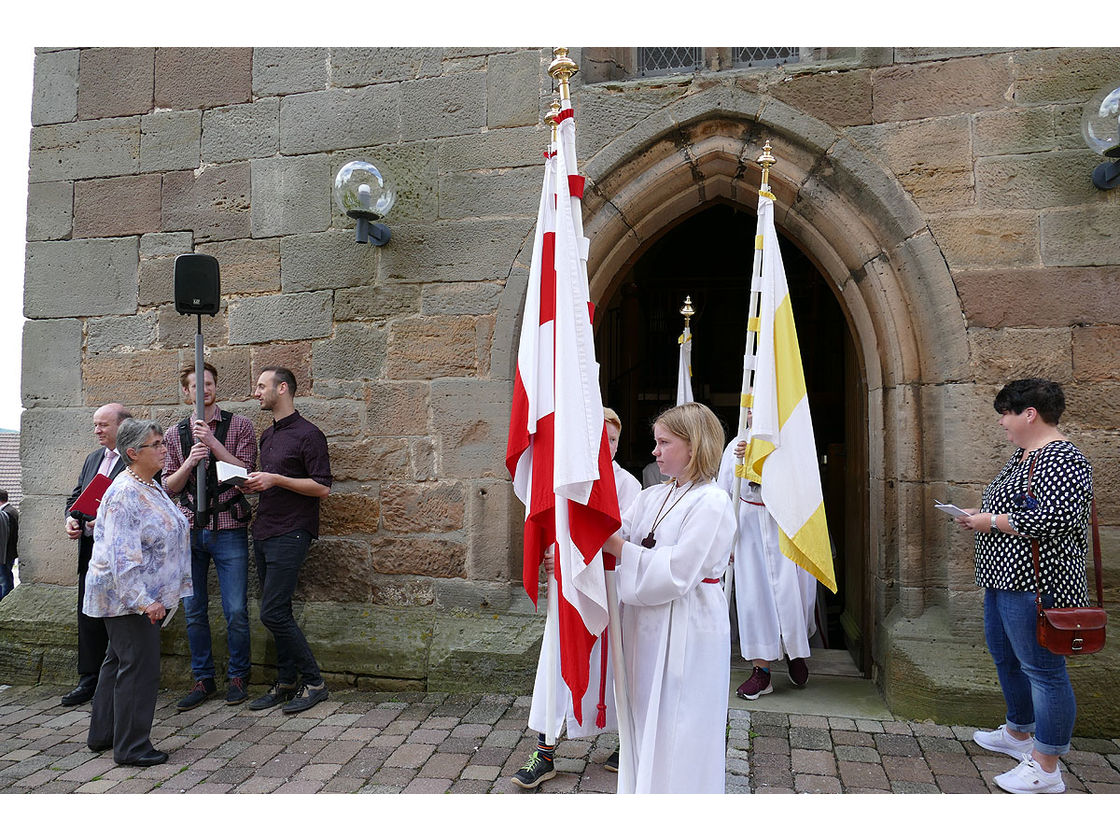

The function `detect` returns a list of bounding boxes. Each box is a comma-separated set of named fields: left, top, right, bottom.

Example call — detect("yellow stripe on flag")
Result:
left=755, top=234, right=764, bottom=250
left=778, top=502, right=836, bottom=593
left=747, top=317, right=760, bottom=333
left=774, top=296, right=807, bottom=428
left=740, top=393, right=753, bottom=408
left=734, top=461, right=764, bottom=484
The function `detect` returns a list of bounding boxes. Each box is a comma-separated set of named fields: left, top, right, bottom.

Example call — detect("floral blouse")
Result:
left=83, top=471, right=193, bottom=618
left=973, top=440, right=1093, bottom=609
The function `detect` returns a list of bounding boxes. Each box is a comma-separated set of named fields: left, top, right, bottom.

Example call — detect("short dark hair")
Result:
left=180, top=362, right=218, bottom=390
left=0, top=490, right=8, bottom=503
left=993, top=379, right=1066, bottom=425
left=260, top=366, right=297, bottom=395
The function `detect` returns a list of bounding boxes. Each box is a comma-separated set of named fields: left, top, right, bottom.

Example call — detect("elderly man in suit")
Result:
left=61, top=403, right=131, bottom=707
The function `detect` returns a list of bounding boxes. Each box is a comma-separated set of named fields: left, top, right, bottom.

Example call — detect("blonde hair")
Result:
left=603, top=407, right=621, bottom=433
left=652, top=402, right=725, bottom=483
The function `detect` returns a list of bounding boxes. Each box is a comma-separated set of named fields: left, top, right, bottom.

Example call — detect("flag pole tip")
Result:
left=549, top=48, right=578, bottom=101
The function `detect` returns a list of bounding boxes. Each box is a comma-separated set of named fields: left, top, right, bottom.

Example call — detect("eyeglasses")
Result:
left=135, top=441, right=167, bottom=451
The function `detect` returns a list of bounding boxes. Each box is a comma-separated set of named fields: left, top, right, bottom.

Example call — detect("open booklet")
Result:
left=934, top=500, right=970, bottom=518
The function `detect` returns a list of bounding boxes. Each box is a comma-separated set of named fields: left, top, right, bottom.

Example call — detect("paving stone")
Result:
left=918, top=736, right=966, bottom=754
left=386, top=742, right=436, bottom=769
left=835, top=745, right=882, bottom=763
left=790, top=727, right=833, bottom=750
left=874, top=733, right=923, bottom=756
left=750, top=736, right=791, bottom=756
left=419, top=752, right=469, bottom=778
left=934, top=774, right=990, bottom=794
left=832, top=729, right=875, bottom=747
left=882, top=755, right=935, bottom=783
left=795, top=773, right=842, bottom=793
left=791, top=748, right=837, bottom=776
left=855, top=719, right=885, bottom=733
left=891, top=781, right=941, bottom=793
left=925, top=752, right=981, bottom=777
left=461, top=764, right=500, bottom=781
left=838, top=760, right=890, bottom=790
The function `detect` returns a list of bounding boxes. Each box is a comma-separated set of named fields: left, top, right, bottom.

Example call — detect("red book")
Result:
left=69, top=473, right=113, bottom=519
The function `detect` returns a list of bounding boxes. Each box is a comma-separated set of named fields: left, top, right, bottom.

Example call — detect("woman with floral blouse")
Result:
left=955, top=379, right=1093, bottom=794
left=84, top=418, right=192, bottom=767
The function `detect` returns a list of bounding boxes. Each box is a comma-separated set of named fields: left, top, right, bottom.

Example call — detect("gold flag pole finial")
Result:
left=680, top=295, right=695, bottom=330
left=549, top=47, right=578, bottom=102
left=545, top=100, right=561, bottom=144
left=757, top=140, right=777, bottom=192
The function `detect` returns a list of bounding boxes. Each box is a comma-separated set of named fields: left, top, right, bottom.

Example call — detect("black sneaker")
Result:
left=511, top=749, right=557, bottom=789
left=282, top=682, right=329, bottom=714
left=176, top=678, right=217, bottom=711
left=247, top=680, right=298, bottom=711
left=226, top=676, right=249, bottom=705
left=604, top=750, right=619, bottom=773
left=787, top=657, right=809, bottom=688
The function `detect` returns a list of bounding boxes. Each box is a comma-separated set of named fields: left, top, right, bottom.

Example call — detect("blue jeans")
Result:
left=254, top=530, right=322, bottom=686
left=983, top=588, right=1077, bottom=756
left=183, top=528, right=251, bottom=682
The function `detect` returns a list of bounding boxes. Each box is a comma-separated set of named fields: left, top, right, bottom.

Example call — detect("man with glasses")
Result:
left=163, top=363, right=257, bottom=710
left=62, top=403, right=131, bottom=706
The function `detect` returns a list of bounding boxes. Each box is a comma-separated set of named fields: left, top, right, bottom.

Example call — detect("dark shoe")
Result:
left=176, top=678, right=217, bottom=711
left=61, top=684, right=95, bottom=706
left=225, top=676, right=249, bottom=705
left=512, top=749, right=557, bottom=789
left=282, top=682, right=329, bottom=715
left=787, top=657, right=809, bottom=687
left=87, top=741, right=112, bottom=753
left=248, top=681, right=298, bottom=711
left=736, top=666, right=773, bottom=700
left=604, top=750, right=619, bottom=773
left=118, top=749, right=168, bottom=767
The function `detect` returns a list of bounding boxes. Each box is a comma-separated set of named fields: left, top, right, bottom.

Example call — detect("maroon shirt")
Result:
left=253, top=411, right=332, bottom=540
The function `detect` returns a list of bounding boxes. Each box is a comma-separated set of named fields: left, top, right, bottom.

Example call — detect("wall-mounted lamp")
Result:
left=334, top=160, right=396, bottom=245
left=1083, top=83, right=1120, bottom=190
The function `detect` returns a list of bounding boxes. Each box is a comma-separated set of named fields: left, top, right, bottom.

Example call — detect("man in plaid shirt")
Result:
left=163, top=363, right=258, bottom=710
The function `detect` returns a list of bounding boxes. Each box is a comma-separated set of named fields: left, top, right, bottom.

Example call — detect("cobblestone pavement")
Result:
left=1, top=684, right=1119, bottom=794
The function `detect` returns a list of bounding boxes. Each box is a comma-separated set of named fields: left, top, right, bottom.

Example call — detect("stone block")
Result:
left=72, top=174, right=162, bottom=238
left=250, top=155, right=331, bottom=238
left=330, top=437, right=412, bottom=481
left=228, top=290, right=333, bottom=344
left=967, top=327, right=1072, bottom=384
left=574, top=82, right=689, bottom=163
left=421, top=282, right=502, bottom=317
left=438, top=167, right=542, bottom=220
left=926, top=210, right=1039, bottom=271
left=279, top=86, right=401, bottom=155
left=486, top=51, right=542, bottom=129
left=956, top=267, right=1120, bottom=328
left=19, top=408, right=101, bottom=498
left=399, top=72, right=487, bottom=142
left=367, top=382, right=430, bottom=436
left=386, top=316, right=486, bottom=379
left=1041, top=205, right=1120, bottom=267
left=31, top=49, right=78, bottom=125
left=426, top=610, right=544, bottom=692
left=280, top=230, right=378, bottom=292
left=372, top=576, right=435, bottom=607
left=975, top=150, right=1103, bottom=210
left=467, top=481, right=518, bottom=582
left=251, top=343, right=312, bottom=391
left=25, top=237, right=138, bottom=318
left=381, top=218, right=531, bottom=284
left=431, top=379, right=510, bottom=480
left=321, top=492, right=380, bottom=536
left=187, top=350, right=253, bottom=406
left=870, top=54, right=1011, bottom=122
left=1073, top=325, right=1120, bottom=382
left=297, top=538, right=373, bottom=602
left=437, top=125, right=550, bottom=173
left=334, top=283, right=421, bottom=322
left=30, top=117, right=140, bottom=182
left=138, top=255, right=177, bottom=307
left=330, top=47, right=444, bottom=86
left=770, top=67, right=873, bottom=127
left=370, top=535, right=466, bottom=578
left=972, top=107, right=1057, bottom=156
left=140, top=232, right=193, bottom=258
left=381, top=482, right=464, bottom=533
left=312, top=321, right=386, bottom=382
left=21, top=319, right=83, bottom=407
left=77, top=48, right=154, bottom=119
left=157, top=302, right=229, bottom=348
left=329, top=143, right=439, bottom=223
left=252, top=48, right=328, bottom=97
left=86, top=312, right=157, bottom=354
left=26, top=181, right=73, bottom=241
left=162, top=162, right=251, bottom=243
left=196, top=238, right=280, bottom=296
left=140, top=110, right=201, bottom=173
left=154, top=47, right=252, bottom=110
left=1011, top=48, right=1120, bottom=106
left=1062, top=382, right=1120, bottom=430
left=202, top=98, right=280, bottom=164
left=82, top=350, right=182, bottom=406
left=918, top=383, right=1008, bottom=485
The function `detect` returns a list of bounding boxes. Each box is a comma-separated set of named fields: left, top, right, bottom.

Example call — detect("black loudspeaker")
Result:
left=174, top=254, right=221, bottom=315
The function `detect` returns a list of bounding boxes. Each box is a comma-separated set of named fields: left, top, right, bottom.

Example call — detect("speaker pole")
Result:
left=194, top=314, right=206, bottom=518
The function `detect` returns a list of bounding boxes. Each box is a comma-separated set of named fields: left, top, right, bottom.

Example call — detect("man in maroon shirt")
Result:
left=243, top=366, right=333, bottom=714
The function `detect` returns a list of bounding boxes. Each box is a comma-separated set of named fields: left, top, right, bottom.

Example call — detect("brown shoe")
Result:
left=736, top=667, right=772, bottom=700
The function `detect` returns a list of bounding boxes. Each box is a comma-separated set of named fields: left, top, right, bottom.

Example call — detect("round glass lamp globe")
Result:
left=334, top=161, right=396, bottom=219
left=1082, top=84, right=1120, bottom=158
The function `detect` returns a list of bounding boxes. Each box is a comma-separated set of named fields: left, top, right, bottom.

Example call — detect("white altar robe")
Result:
left=528, top=461, right=642, bottom=740
left=615, top=479, right=735, bottom=794
left=717, top=440, right=817, bottom=662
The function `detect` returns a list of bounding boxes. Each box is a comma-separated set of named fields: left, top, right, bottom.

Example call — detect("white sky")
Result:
left=0, top=7, right=1098, bottom=433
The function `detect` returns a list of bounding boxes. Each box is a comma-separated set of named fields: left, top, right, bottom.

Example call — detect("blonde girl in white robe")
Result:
left=603, top=402, right=735, bottom=794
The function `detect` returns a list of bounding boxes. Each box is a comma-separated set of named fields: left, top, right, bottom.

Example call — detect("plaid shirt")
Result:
left=163, top=409, right=258, bottom=530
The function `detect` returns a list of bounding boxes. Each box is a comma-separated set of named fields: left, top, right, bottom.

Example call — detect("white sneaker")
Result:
left=994, top=757, right=1065, bottom=794
left=972, top=725, right=1034, bottom=759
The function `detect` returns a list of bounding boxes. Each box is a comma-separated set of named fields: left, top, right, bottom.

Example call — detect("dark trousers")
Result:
left=254, top=530, right=322, bottom=686
left=77, top=539, right=109, bottom=686
left=88, top=613, right=161, bottom=763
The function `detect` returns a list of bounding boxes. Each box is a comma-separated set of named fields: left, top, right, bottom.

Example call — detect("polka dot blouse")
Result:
left=973, top=440, right=1093, bottom=609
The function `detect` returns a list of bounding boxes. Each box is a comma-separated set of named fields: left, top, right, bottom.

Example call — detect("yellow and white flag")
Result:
left=676, top=325, right=693, bottom=405
left=741, top=191, right=837, bottom=593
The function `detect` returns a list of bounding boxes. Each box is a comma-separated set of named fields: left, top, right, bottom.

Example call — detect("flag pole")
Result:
left=726, top=141, right=776, bottom=603
left=677, top=296, right=694, bottom=404
left=549, top=45, right=635, bottom=791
